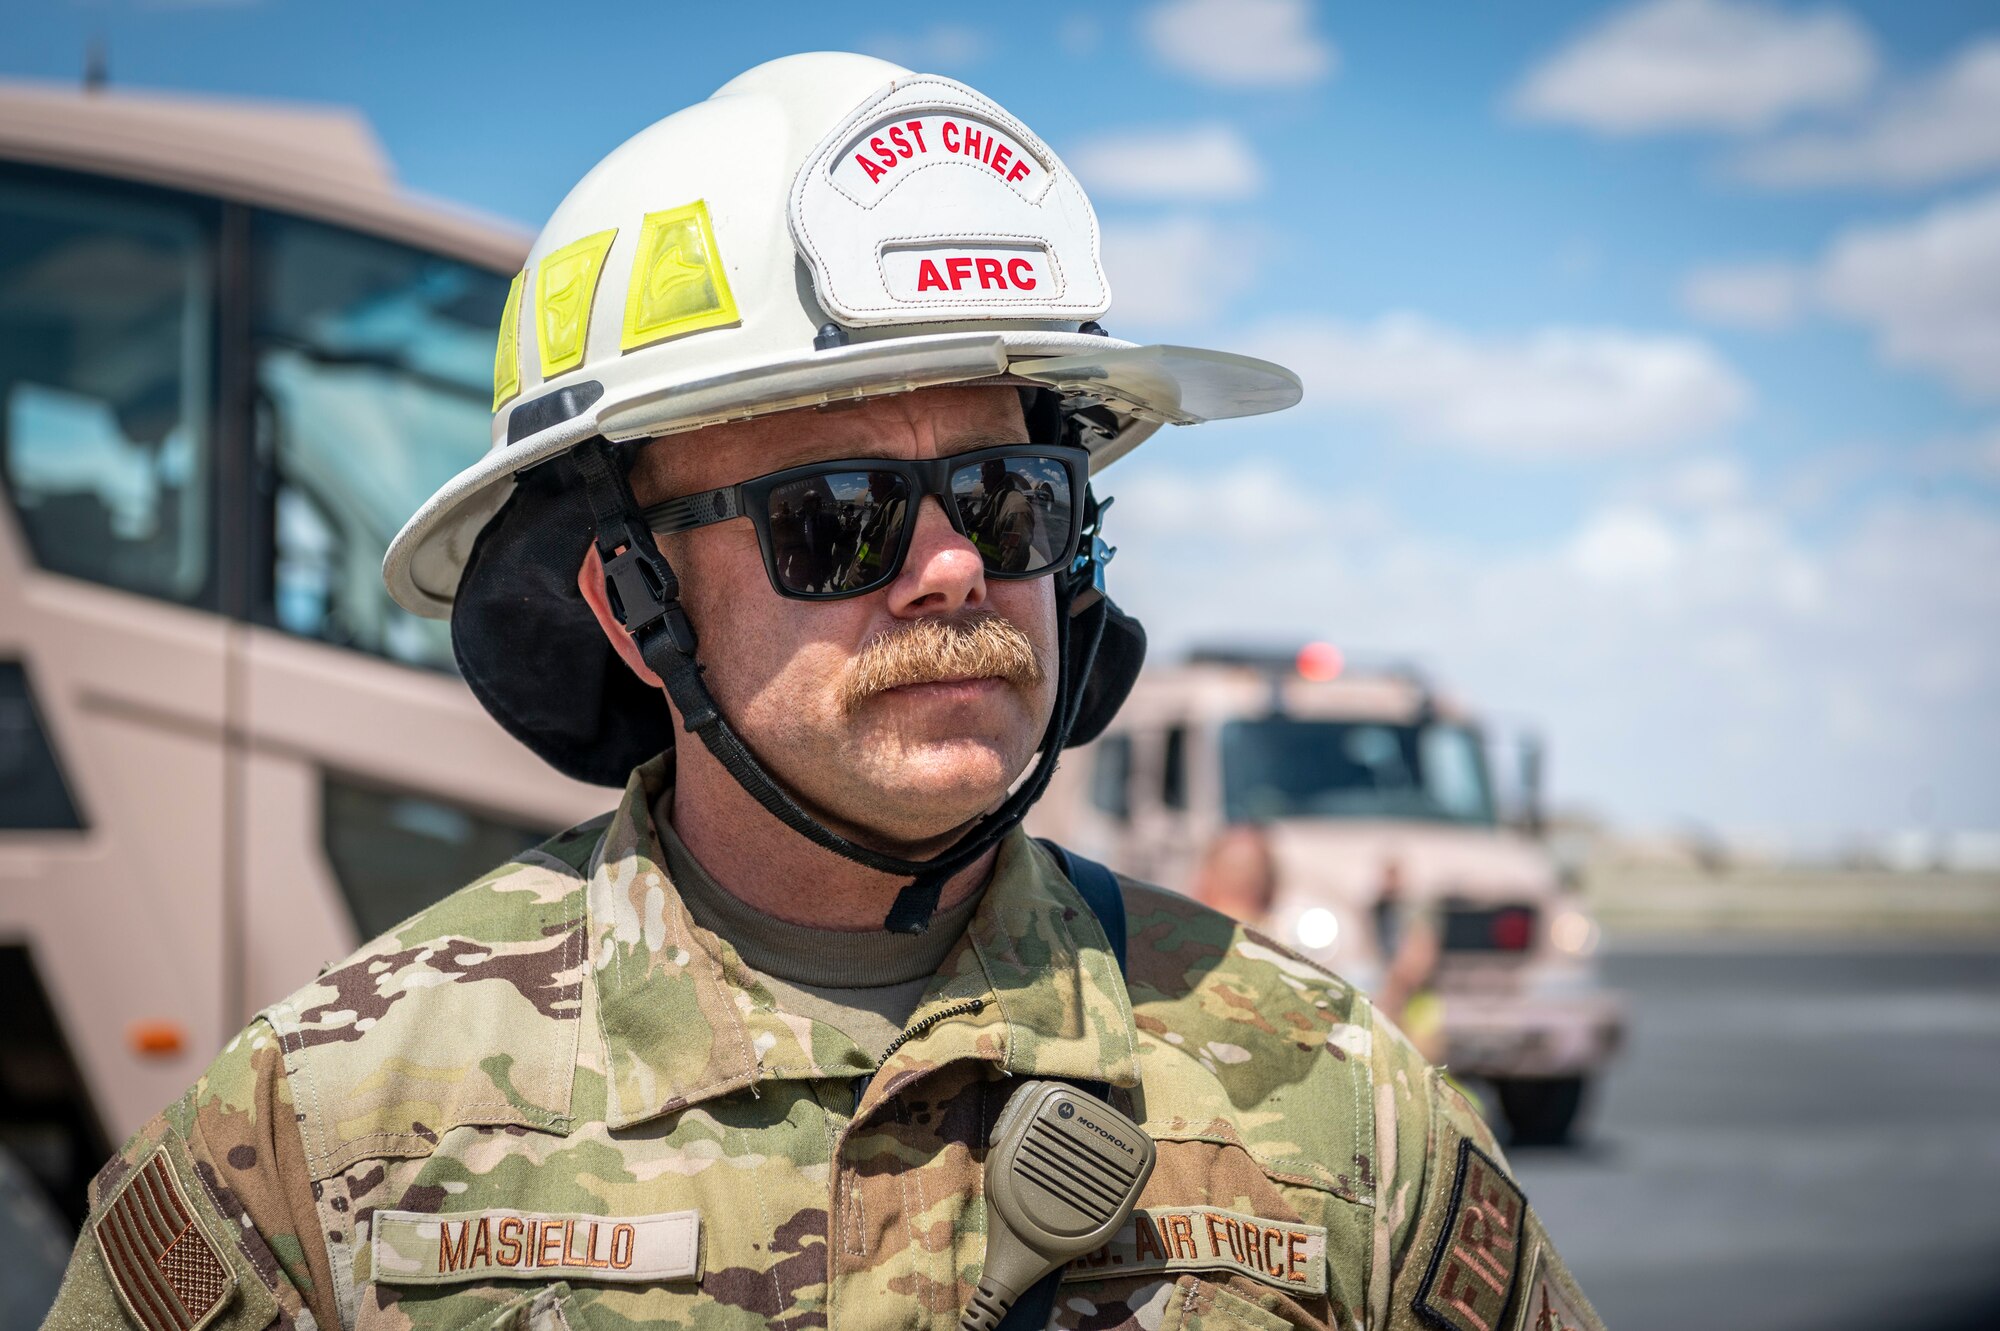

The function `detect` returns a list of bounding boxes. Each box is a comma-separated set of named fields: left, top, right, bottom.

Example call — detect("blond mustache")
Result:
left=841, top=614, right=1045, bottom=714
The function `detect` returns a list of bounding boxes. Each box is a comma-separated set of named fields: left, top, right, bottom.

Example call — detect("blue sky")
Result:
left=12, top=0, right=1999, bottom=848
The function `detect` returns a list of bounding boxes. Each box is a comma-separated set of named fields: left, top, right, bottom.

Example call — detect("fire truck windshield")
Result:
left=1220, top=717, right=1496, bottom=826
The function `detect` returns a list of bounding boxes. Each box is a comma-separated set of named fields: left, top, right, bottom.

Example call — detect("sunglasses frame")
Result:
left=641, top=443, right=1093, bottom=601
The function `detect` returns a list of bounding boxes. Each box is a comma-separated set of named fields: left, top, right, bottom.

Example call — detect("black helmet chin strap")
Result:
left=569, top=438, right=1110, bottom=934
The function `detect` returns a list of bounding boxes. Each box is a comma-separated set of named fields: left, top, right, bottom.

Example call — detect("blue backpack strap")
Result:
left=996, top=841, right=1130, bottom=1331
left=1036, top=838, right=1127, bottom=975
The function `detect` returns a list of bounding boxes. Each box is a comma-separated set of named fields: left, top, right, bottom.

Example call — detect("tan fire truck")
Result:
left=1028, top=646, right=1625, bottom=1145
left=0, top=82, right=607, bottom=1241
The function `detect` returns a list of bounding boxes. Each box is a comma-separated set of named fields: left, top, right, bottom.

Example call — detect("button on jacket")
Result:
left=43, top=757, right=1602, bottom=1331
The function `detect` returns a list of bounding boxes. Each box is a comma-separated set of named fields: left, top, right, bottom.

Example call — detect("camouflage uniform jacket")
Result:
left=45, top=758, right=1603, bottom=1331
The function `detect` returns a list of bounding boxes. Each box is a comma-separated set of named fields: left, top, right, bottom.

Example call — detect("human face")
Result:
left=599, top=386, right=1061, bottom=848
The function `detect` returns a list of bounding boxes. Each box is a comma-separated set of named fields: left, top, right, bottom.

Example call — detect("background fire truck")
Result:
left=0, top=82, right=605, bottom=1267
left=1028, top=646, right=1625, bottom=1146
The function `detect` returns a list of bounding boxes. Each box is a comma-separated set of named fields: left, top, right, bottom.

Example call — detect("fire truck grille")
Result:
left=1441, top=903, right=1538, bottom=953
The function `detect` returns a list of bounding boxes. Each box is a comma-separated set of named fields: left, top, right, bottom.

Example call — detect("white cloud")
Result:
left=1109, top=463, right=1337, bottom=547
left=1680, top=260, right=1808, bottom=329
left=1770, top=428, right=2000, bottom=512
left=1736, top=37, right=2000, bottom=188
left=1818, top=186, right=2000, bottom=398
left=1067, top=124, right=1265, bottom=202
left=1099, top=458, right=2000, bottom=838
left=1244, top=313, right=1751, bottom=457
left=863, top=24, right=987, bottom=70
left=1511, top=0, right=1876, bottom=135
left=1142, top=0, right=1337, bottom=89
left=1568, top=505, right=1684, bottom=583
left=1651, top=455, right=1752, bottom=509
left=1683, top=186, right=2000, bottom=397
left=1100, top=214, right=1263, bottom=329
left=1909, top=422, right=2000, bottom=482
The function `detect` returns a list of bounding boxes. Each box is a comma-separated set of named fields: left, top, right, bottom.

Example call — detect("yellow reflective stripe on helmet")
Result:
left=492, top=269, right=525, bottom=411
left=535, top=229, right=618, bottom=378
left=621, top=200, right=739, bottom=352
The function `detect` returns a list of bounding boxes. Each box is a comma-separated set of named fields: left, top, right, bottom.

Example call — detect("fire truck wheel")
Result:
left=1492, top=1075, right=1588, bottom=1147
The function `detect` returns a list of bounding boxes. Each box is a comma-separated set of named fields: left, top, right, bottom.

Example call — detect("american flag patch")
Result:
left=92, top=1150, right=236, bottom=1331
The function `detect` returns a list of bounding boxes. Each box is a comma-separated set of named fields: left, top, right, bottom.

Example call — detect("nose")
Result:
left=885, top=495, right=987, bottom=618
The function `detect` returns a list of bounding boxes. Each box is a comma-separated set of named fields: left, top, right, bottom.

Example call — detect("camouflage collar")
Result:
left=588, top=758, right=1139, bottom=1129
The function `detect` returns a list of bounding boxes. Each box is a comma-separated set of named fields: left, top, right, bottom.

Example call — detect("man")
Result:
left=963, top=456, right=1037, bottom=572
left=1372, top=858, right=1446, bottom=1067
left=43, top=53, right=1603, bottom=1331
left=1190, top=824, right=1280, bottom=926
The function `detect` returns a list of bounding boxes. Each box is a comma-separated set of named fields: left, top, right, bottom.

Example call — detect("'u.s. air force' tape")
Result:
left=1062, top=1206, right=1328, bottom=1295
left=371, top=1209, right=699, bottom=1285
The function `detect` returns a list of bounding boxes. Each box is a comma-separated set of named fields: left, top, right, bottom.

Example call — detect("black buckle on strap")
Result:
left=601, top=516, right=698, bottom=656
left=571, top=436, right=701, bottom=657
left=603, top=541, right=663, bottom=626
left=605, top=550, right=698, bottom=656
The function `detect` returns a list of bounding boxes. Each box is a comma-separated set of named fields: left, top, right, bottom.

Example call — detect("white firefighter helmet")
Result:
left=383, top=51, right=1301, bottom=619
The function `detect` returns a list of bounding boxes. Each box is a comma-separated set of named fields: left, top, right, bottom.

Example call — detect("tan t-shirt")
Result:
left=656, top=815, right=982, bottom=1063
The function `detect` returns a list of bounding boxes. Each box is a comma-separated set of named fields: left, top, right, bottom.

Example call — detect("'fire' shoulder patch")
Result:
left=92, top=1149, right=237, bottom=1331
left=1412, top=1140, right=1526, bottom=1331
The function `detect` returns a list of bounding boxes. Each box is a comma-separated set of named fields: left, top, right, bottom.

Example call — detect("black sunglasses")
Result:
left=641, top=444, right=1092, bottom=600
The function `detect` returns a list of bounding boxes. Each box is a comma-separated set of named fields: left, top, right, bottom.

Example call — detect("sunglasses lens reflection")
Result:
left=765, top=471, right=911, bottom=596
left=950, top=456, right=1073, bottom=575
left=761, top=455, right=1074, bottom=597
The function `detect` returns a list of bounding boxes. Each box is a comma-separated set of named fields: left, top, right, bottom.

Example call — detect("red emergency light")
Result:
left=1491, top=908, right=1535, bottom=951
left=1296, top=642, right=1344, bottom=682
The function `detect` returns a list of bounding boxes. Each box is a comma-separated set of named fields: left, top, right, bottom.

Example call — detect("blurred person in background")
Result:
left=1191, top=823, right=1280, bottom=926
left=39, top=51, right=1602, bottom=1331
left=1372, top=857, right=1446, bottom=1065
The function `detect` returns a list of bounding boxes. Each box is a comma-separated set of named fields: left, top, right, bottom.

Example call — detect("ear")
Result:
left=577, top=545, right=665, bottom=690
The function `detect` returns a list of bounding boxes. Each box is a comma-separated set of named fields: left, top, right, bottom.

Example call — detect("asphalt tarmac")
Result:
left=1503, top=941, right=2000, bottom=1331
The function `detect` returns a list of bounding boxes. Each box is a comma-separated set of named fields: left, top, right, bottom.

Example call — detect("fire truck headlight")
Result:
left=1295, top=907, right=1341, bottom=951
left=1550, top=908, right=1600, bottom=956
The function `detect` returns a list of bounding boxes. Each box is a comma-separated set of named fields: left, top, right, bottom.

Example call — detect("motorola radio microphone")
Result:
left=961, top=1081, right=1157, bottom=1331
